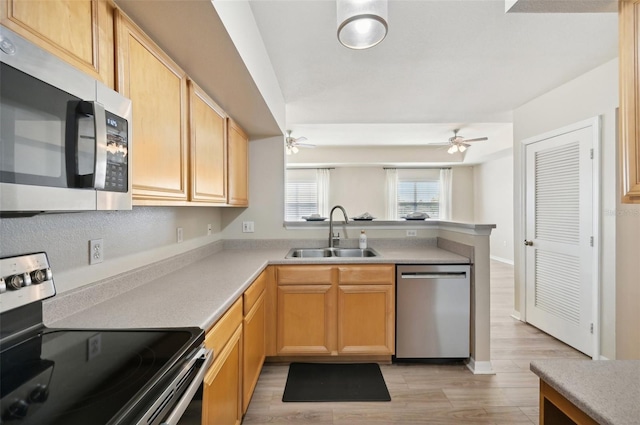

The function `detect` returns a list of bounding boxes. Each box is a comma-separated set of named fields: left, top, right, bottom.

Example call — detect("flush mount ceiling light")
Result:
left=337, top=0, right=388, bottom=50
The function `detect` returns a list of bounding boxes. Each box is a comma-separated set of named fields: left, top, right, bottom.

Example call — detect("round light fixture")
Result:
left=337, top=0, right=388, bottom=50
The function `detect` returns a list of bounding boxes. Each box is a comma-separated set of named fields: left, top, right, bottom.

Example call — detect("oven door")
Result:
left=136, top=346, right=213, bottom=425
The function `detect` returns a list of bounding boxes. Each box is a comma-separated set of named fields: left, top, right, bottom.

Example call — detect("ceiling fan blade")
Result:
left=296, top=143, right=316, bottom=148
left=294, top=136, right=308, bottom=143
left=461, top=137, right=488, bottom=143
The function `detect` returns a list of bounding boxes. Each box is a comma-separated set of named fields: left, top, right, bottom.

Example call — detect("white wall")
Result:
left=474, top=150, right=514, bottom=263
left=452, top=167, right=475, bottom=222
left=513, top=58, right=619, bottom=359
left=0, top=207, right=223, bottom=293
left=222, top=138, right=476, bottom=240
left=329, top=167, right=386, bottom=219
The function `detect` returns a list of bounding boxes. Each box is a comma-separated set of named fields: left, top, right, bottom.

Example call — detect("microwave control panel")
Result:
left=104, top=111, right=128, bottom=193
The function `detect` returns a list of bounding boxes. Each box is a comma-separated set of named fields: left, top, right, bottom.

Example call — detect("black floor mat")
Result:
left=282, top=362, right=391, bottom=402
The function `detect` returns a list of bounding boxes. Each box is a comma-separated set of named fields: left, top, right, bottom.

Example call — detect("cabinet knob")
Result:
left=524, top=240, right=533, bottom=246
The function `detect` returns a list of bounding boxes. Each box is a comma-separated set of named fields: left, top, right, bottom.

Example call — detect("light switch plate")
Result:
left=242, top=221, right=255, bottom=233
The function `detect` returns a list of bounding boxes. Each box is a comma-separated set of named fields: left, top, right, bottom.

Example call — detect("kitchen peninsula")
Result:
left=45, top=221, right=495, bottom=375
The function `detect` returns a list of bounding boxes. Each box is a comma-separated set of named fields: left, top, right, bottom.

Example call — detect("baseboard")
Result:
left=465, top=357, right=495, bottom=375
left=490, top=255, right=514, bottom=265
left=511, top=310, right=522, bottom=321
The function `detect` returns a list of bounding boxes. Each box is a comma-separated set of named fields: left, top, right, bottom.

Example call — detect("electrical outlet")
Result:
left=207, top=224, right=212, bottom=236
left=89, top=239, right=104, bottom=265
left=406, top=230, right=417, bottom=237
left=177, top=227, right=184, bottom=243
left=87, top=333, right=102, bottom=361
left=242, top=221, right=255, bottom=233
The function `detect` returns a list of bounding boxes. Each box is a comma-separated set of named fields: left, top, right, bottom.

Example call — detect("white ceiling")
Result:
left=247, top=0, right=618, bottom=154
left=115, top=1, right=618, bottom=163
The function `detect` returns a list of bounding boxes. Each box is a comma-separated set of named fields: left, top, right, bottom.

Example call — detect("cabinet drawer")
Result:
left=277, top=266, right=333, bottom=285
left=206, top=297, right=243, bottom=356
left=244, top=272, right=266, bottom=316
left=338, top=265, right=394, bottom=284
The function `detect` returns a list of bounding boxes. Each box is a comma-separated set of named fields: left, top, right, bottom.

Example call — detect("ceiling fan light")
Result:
left=337, top=0, right=388, bottom=50
left=458, top=144, right=467, bottom=152
left=447, top=145, right=458, bottom=154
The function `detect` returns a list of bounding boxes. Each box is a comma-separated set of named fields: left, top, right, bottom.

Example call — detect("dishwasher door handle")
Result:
left=400, top=272, right=467, bottom=279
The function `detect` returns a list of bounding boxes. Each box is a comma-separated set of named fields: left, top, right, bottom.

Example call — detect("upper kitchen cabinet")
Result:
left=115, top=10, right=189, bottom=204
left=1, top=0, right=115, bottom=88
left=227, top=119, right=249, bottom=206
left=188, top=80, right=227, bottom=204
left=620, top=0, right=640, bottom=203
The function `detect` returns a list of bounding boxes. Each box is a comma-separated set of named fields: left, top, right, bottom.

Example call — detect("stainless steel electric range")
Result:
left=0, top=252, right=213, bottom=424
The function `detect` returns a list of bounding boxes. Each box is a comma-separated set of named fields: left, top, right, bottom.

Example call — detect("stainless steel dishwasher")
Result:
left=395, top=264, right=471, bottom=359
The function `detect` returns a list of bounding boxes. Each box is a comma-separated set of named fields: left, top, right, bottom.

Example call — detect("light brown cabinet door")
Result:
left=227, top=119, right=249, bottom=206
left=338, top=264, right=394, bottom=285
left=620, top=0, right=640, bottom=203
left=276, top=284, right=336, bottom=355
left=1, top=0, right=115, bottom=88
left=115, top=10, right=188, bottom=203
left=202, top=325, right=242, bottom=425
left=188, top=80, right=227, bottom=203
left=337, top=284, right=394, bottom=355
left=242, top=291, right=265, bottom=414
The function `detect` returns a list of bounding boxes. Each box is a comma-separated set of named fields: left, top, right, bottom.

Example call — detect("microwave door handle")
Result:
left=67, top=101, right=107, bottom=189
left=92, top=102, right=107, bottom=190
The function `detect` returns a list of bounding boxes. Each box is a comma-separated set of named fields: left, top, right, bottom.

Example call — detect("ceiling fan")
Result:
left=445, top=129, right=488, bottom=154
left=285, top=130, right=315, bottom=155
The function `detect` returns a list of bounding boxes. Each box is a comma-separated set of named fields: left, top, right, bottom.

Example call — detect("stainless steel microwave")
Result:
left=0, top=26, right=132, bottom=216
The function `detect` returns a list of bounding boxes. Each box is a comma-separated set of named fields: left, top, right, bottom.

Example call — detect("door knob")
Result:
left=524, top=240, right=533, bottom=246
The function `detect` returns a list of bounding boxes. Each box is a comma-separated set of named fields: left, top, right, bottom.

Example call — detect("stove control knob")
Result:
left=6, top=399, right=29, bottom=419
left=0, top=277, right=6, bottom=293
left=7, top=275, right=24, bottom=290
left=29, top=384, right=49, bottom=403
left=30, top=269, right=51, bottom=284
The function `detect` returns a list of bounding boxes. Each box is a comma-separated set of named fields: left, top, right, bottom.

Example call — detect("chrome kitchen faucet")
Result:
left=329, top=205, right=349, bottom=248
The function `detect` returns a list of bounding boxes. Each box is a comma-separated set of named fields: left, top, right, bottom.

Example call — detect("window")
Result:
left=396, top=169, right=441, bottom=219
left=285, top=169, right=318, bottom=221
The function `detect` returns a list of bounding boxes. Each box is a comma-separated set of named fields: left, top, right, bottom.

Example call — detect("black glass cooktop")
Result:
left=0, top=328, right=200, bottom=424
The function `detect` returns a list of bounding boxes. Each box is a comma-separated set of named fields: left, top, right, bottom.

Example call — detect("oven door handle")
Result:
left=160, top=347, right=213, bottom=425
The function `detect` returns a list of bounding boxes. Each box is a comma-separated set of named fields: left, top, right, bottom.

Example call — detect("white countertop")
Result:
left=49, top=245, right=469, bottom=331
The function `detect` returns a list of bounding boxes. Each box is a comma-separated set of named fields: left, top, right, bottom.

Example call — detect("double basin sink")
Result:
left=285, top=247, right=380, bottom=259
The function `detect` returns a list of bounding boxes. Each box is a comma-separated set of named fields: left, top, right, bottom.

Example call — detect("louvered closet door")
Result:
left=525, top=126, right=593, bottom=356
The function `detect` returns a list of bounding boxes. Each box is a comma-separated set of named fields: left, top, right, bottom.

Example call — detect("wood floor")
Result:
left=242, top=260, right=587, bottom=424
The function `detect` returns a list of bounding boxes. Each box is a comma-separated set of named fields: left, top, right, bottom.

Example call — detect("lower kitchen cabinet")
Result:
left=202, top=299, right=243, bottom=425
left=242, top=272, right=266, bottom=413
left=276, top=283, right=336, bottom=355
left=337, top=284, right=394, bottom=354
left=275, top=264, right=394, bottom=357
left=337, top=265, right=395, bottom=355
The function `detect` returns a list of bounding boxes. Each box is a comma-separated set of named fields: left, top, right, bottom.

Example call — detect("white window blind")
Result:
left=285, top=169, right=319, bottom=221
left=397, top=169, right=440, bottom=218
